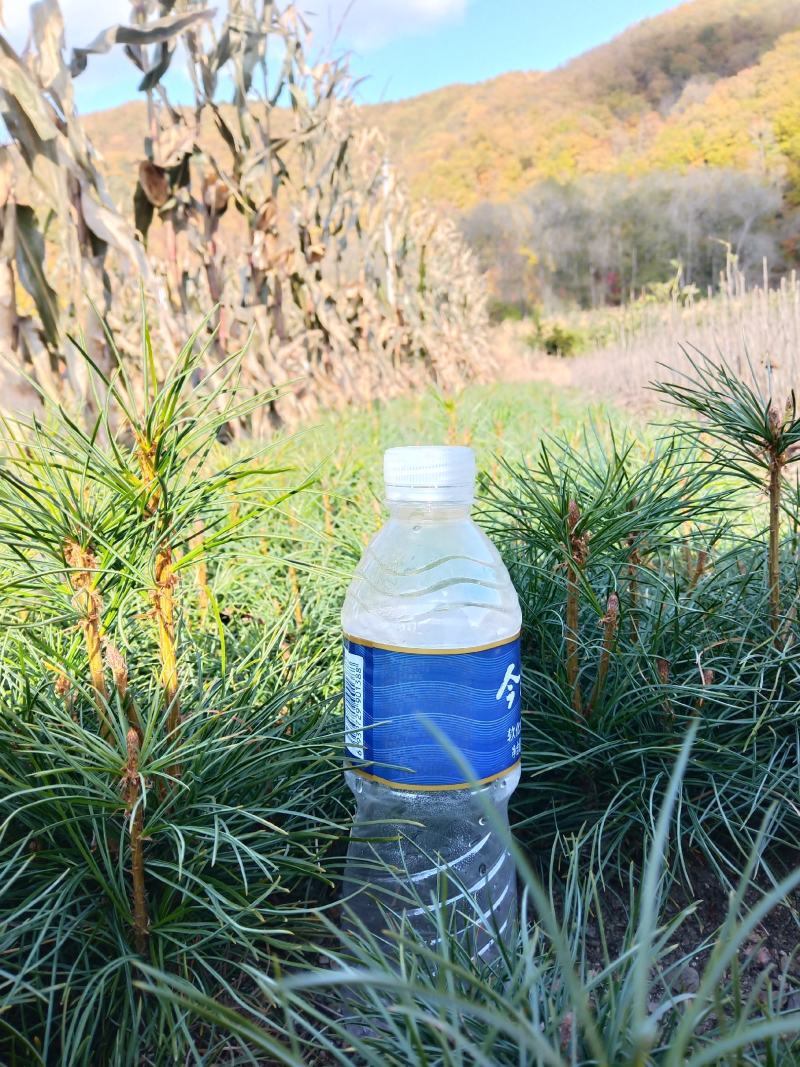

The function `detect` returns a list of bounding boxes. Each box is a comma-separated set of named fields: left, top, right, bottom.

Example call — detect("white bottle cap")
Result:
left=383, top=445, right=476, bottom=503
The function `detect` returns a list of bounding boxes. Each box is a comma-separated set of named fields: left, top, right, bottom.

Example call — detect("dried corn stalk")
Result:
left=0, top=0, right=490, bottom=426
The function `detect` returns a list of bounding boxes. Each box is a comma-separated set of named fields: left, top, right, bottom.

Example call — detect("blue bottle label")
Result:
left=343, top=633, right=522, bottom=789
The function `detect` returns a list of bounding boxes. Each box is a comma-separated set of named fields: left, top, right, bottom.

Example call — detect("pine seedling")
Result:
left=0, top=306, right=305, bottom=936
left=104, top=639, right=142, bottom=739
left=0, top=306, right=331, bottom=1058
left=483, top=425, right=729, bottom=721
left=687, top=547, right=708, bottom=590
left=654, top=353, right=800, bottom=636
left=478, top=414, right=790, bottom=872
left=0, top=308, right=294, bottom=750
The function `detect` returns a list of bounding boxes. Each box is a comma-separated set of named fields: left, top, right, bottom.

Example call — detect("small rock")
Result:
left=677, top=965, right=700, bottom=994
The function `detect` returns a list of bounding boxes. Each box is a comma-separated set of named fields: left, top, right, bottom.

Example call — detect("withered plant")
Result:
left=0, top=0, right=490, bottom=427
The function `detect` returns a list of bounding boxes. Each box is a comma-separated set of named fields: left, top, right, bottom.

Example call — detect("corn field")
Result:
left=0, top=0, right=490, bottom=428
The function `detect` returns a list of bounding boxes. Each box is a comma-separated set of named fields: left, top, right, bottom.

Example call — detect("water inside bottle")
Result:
left=341, top=446, right=522, bottom=963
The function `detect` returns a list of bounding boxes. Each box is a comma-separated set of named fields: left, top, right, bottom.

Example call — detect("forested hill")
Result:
left=369, top=0, right=800, bottom=208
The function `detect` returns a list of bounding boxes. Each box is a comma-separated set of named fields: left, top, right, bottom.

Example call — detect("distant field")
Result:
left=497, top=266, right=800, bottom=416
left=275, top=378, right=613, bottom=489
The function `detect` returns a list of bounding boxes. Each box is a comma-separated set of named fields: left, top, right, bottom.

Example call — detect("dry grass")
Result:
left=566, top=264, right=800, bottom=405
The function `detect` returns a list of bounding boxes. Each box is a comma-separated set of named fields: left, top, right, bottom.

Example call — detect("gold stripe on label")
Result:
left=343, top=631, right=521, bottom=656
left=347, top=760, right=521, bottom=791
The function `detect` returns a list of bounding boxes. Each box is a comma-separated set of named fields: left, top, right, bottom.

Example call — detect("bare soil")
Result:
left=560, top=851, right=800, bottom=1007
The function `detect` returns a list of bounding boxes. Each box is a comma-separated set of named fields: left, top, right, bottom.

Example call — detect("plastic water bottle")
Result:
left=342, top=445, right=522, bottom=961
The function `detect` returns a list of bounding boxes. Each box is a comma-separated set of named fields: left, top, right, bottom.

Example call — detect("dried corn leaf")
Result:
left=138, top=42, right=174, bottom=92
left=15, top=203, right=59, bottom=346
left=0, top=32, right=86, bottom=240
left=70, top=9, right=215, bottom=77
left=30, top=0, right=73, bottom=108
left=0, top=37, right=59, bottom=142
left=138, top=161, right=170, bottom=208
left=80, top=188, right=149, bottom=276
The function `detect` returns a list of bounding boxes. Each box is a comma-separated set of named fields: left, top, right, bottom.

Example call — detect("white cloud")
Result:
left=305, top=0, right=468, bottom=50
left=5, top=0, right=130, bottom=49
left=2, top=0, right=465, bottom=111
left=6, top=0, right=466, bottom=51
left=5, top=0, right=467, bottom=53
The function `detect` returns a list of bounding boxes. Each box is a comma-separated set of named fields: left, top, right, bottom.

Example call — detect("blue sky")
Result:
left=339, top=0, right=682, bottom=105
left=5, top=0, right=682, bottom=113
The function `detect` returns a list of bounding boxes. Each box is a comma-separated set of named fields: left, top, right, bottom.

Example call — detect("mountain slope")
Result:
left=369, top=0, right=800, bottom=206
left=645, top=28, right=800, bottom=193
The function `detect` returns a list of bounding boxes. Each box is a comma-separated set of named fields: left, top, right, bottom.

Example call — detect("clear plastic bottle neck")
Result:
left=386, top=497, right=473, bottom=522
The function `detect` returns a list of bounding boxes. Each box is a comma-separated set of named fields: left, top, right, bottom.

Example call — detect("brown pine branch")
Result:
left=767, top=433, right=783, bottom=635
left=688, top=549, right=708, bottom=591
left=153, top=545, right=179, bottom=730
left=657, top=656, right=674, bottom=731
left=627, top=498, right=640, bottom=643
left=566, top=499, right=589, bottom=718
left=54, top=671, right=76, bottom=721
left=121, top=729, right=148, bottom=956
left=565, top=563, right=582, bottom=716
left=694, top=662, right=714, bottom=713
left=104, top=640, right=142, bottom=739
left=589, top=592, right=619, bottom=714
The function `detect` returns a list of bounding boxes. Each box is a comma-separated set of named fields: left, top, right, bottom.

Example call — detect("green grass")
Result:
left=272, top=379, right=604, bottom=490
left=135, top=728, right=800, bottom=1066
left=1, top=324, right=799, bottom=1064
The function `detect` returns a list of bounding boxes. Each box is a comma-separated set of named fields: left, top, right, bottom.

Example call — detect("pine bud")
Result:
left=104, top=640, right=128, bottom=701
